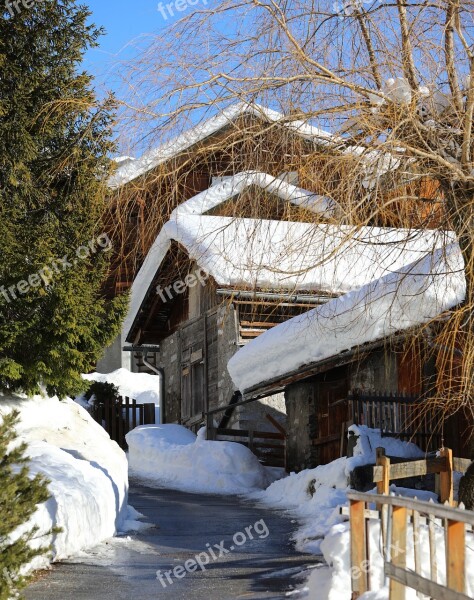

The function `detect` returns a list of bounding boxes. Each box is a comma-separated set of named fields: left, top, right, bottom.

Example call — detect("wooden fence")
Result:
left=374, top=447, right=471, bottom=506
left=349, top=392, right=442, bottom=452
left=94, top=396, right=156, bottom=449
left=215, top=415, right=286, bottom=468
left=347, top=491, right=474, bottom=599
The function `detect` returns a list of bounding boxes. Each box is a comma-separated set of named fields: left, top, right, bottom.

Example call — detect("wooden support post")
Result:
left=376, top=447, right=390, bottom=496
left=439, top=447, right=454, bottom=506
left=389, top=506, right=407, bottom=600
left=248, top=429, right=254, bottom=453
left=350, top=499, right=368, bottom=598
left=446, top=519, right=466, bottom=593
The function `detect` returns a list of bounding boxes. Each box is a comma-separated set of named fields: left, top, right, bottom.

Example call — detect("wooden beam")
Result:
left=350, top=499, right=368, bottom=597
left=390, top=505, right=407, bottom=600
left=376, top=447, right=390, bottom=496
left=446, top=519, right=466, bottom=593
left=373, top=457, right=447, bottom=483
left=440, top=448, right=454, bottom=506
left=385, top=564, right=471, bottom=600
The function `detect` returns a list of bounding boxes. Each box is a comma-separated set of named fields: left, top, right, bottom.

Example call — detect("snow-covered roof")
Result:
left=109, top=103, right=336, bottom=189
left=171, top=170, right=338, bottom=218
left=123, top=172, right=450, bottom=339
left=227, top=241, right=464, bottom=393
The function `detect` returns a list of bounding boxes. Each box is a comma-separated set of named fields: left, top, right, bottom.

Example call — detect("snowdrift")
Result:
left=0, top=394, right=129, bottom=569
left=127, top=424, right=269, bottom=494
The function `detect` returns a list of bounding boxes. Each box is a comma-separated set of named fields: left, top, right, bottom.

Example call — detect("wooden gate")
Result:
left=215, top=415, right=286, bottom=468
left=94, top=396, right=156, bottom=449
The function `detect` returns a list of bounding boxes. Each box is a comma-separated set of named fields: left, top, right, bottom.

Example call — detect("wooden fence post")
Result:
left=446, top=519, right=466, bottom=593
left=350, top=499, right=368, bottom=598
left=376, top=447, right=390, bottom=496
left=389, top=505, right=407, bottom=600
left=439, top=447, right=454, bottom=506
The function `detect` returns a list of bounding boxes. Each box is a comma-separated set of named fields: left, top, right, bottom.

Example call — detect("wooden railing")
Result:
left=349, top=391, right=442, bottom=452
left=374, top=447, right=471, bottom=506
left=215, top=415, right=286, bottom=468
left=347, top=491, right=474, bottom=600
left=94, top=396, right=156, bottom=449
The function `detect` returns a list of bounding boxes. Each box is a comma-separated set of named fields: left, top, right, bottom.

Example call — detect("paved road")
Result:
left=26, top=482, right=318, bottom=600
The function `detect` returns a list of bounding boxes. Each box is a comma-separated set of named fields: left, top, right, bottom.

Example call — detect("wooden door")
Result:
left=315, top=374, right=349, bottom=464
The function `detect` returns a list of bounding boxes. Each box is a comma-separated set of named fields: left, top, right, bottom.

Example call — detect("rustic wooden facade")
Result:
left=250, top=337, right=471, bottom=472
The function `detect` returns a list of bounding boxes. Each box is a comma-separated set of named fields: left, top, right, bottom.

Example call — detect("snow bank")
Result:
left=83, top=368, right=161, bottom=423
left=253, top=427, right=427, bottom=555
left=229, top=242, right=464, bottom=392
left=0, top=394, right=129, bottom=569
left=127, top=424, right=269, bottom=494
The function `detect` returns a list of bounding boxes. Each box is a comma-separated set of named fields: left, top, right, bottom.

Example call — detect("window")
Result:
left=181, top=347, right=204, bottom=422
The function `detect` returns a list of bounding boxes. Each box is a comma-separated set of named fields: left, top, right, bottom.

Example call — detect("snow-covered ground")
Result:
left=127, top=424, right=273, bottom=494
left=82, top=368, right=161, bottom=424
left=251, top=426, right=474, bottom=599
left=0, top=394, right=130, bottom=570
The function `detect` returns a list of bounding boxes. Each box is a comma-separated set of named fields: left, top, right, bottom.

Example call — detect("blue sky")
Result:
left=83, top=0, right=168, bottom=93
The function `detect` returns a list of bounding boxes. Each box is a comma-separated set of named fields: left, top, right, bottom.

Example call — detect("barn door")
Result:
left=315, top=376, right=349, bottom=464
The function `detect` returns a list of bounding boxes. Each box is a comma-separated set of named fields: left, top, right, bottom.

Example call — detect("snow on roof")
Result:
left=109, top=102, right=336, bottom=189
left=227, top=241, right=464, bottom=393
left=171, top=170, right=338, bottom=218
left=123, top=172, right=450, bottom=339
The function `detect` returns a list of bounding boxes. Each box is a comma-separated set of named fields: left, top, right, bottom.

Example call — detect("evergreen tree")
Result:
left=0, top=411, right=51, bottom=600
left=0, top=1, right=128, bottom=396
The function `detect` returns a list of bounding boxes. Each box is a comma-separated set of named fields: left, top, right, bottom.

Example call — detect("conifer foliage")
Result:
left=0, top=1, right=128, bottom=396
left=0, top=411, right=51, bottom=600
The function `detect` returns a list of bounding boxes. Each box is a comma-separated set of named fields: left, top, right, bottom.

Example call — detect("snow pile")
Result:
left=83, top=368, right=161, bottom=423
left=347, top=425, right=424, bottom=469
left=252, top=426, right=424, bottom=554
left=127, top=424, right=270, bottom=494
left=0, top=394, right=129, bottom=569
left=229, top=242, right=465, bottom=392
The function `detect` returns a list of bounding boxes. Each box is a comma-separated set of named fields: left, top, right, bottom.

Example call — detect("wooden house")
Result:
left=227, top=234, right=471, bottom=470
left=99, top=102, right=441, bottom=373
left=123, top=173, right=447, bottom=443
left=98, top=102, right=346, bottom=372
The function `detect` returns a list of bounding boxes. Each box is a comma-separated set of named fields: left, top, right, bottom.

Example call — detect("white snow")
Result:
left=124, top=190, right=449, bottom=338
left=228, top=241, right=465, bottom=392
left=108, top=103, right=336, bottom=188
left=253, top=426, right=427, bottom=554
left=83, top=368, right=161, bottom=424
left=0, top=394, right=129, bottom=570
left=172, top=170, right=338, bottom=218
left=127, top=424, right=270, bottom=494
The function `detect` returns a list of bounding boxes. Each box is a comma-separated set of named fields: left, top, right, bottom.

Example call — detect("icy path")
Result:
left=25, top=482, right=318, bottom=600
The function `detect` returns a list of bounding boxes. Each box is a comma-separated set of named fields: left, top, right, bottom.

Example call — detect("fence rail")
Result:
left=349, top=391, right=442, bottom=452
left=214, top=415, right=286, bottom=468
left=374, top=447, right=471, bottom=506
left=347, top=490, right=474, bottom=600
left=94, top=396, right=156, bottom=449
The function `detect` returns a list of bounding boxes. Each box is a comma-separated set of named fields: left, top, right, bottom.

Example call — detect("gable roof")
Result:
left=123, top=170, right=448, bottom=341
left=109, top=102, right=336, bottom=189
left=227, top=238, right=463, bottom=395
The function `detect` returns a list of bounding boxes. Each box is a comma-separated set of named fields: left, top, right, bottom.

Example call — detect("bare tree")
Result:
left=115, top=0, right=474, bottom=434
